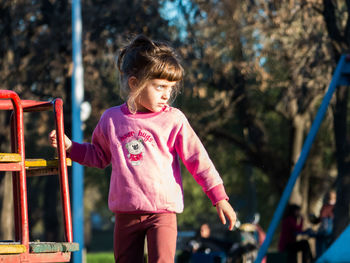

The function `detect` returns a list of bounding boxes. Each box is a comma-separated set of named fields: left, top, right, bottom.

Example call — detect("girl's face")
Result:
left=133, top=78, right=178, bottom=112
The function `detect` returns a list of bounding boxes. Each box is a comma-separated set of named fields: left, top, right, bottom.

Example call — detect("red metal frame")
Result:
left=0, top=90, right=29, bottom=251
left=0, top=90, right=75, bottom=262
left=54, top=98, right=73, bottom=243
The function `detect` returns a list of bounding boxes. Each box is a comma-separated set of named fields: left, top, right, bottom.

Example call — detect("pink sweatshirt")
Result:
left=69, top=103, right=228, bottom=213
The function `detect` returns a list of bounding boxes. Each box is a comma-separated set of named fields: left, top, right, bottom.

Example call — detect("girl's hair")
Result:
left=283, top=204, right=301, bottom=218
left=117, top=35, right=184, bottom=113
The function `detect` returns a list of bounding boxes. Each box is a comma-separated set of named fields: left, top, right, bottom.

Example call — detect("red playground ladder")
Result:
left=0, top=90, right=78, bottom=262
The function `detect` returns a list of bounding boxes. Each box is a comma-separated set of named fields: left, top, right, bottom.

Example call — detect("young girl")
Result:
left=49, top=35, right=236, bottom=263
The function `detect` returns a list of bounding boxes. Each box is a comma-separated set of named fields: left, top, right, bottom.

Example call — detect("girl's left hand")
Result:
left=216, top=200, right=236, bottom=231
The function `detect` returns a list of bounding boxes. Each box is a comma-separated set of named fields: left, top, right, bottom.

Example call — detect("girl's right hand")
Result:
left=216, top=200, right=237, bottom=231
left=49, top=130, right=72, bottom=153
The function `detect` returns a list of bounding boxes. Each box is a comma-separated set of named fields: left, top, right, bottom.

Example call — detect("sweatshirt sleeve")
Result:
left=69, top=115, right=111, bottom=169
left=174, top=113, right=229, bottom=205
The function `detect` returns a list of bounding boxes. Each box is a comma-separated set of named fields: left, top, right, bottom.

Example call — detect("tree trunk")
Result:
left=289, top=114, right=306, bottom=206
left=321, top=0, right=350, bottom=241
left=333, top=86, right=350, bottom=239
left=0, top=172, right=14, bottom=240
left=44, top=177, right=59, bottom=241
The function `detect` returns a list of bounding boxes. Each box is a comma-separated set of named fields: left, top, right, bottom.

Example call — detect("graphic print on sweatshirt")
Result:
left=125, top=139, right=144, bottom=165
left=119, top=129, right=155, bottom=166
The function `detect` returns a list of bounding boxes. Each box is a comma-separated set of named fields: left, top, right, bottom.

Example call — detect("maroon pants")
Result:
left=114, top=213, right=177, bottom=263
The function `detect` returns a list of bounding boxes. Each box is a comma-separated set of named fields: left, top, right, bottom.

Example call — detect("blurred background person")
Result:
left=278, top=204, right=313, bottom=263
left=315, top=190, right=336, bottom=259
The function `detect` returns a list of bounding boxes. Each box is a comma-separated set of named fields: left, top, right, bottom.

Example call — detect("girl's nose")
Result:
left=162, top=90, right=171, bottom=100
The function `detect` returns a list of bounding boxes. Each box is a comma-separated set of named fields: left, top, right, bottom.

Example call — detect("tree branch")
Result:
left=322, top=0, right=344, bottom=45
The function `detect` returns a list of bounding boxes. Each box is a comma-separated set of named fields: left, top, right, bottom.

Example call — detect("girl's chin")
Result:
left=150, top=105, right=165, bottom=112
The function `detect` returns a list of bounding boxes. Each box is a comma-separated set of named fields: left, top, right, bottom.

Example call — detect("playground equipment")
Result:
left=316, top=225, right=350, bottom=263
left=255, top=54, right=350, bottom=263
left=0, top=90, right=78, bottom=262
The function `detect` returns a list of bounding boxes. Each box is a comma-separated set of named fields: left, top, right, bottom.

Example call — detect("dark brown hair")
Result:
left=117, top=35, right=184, bottom=113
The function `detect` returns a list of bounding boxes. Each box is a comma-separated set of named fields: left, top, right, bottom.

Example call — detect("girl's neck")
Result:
left=121, top=103, right=167, bottom=118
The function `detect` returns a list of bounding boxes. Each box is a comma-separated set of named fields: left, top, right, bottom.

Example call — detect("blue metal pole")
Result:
left=254, top=55, right=347, bottom=263
left=72, top=0, right=84, bottom=262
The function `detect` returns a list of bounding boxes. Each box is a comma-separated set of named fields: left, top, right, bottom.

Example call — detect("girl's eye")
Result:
left=156, top=86, right=164, bottom=90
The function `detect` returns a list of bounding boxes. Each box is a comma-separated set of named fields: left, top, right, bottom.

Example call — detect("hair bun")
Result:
left=130, top=35, right=155, bottom=49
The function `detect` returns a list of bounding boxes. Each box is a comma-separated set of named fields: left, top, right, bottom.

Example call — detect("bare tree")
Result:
left=175, top=0, right=336, bottom=227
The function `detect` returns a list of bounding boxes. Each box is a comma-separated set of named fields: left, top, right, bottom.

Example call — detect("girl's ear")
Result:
left=128, top=76, right=138, bottom=91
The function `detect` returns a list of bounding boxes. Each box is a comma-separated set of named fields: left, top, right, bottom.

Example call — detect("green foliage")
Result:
left=178, top=169, right=216, bottom=229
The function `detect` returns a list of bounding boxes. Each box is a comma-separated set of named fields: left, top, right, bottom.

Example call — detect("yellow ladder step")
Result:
left=0, top=153, right=21, bottom=163
left=25, top=158, right=72, bottom=168
left=0, top=244, right=26, bottom=254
